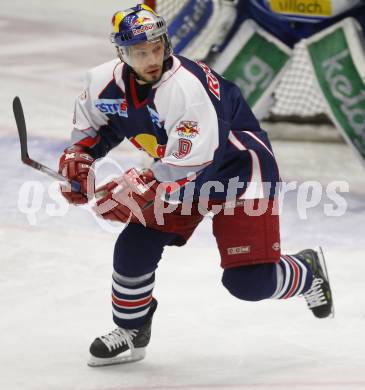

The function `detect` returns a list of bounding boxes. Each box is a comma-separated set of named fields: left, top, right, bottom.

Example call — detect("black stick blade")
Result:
left=13, top=96, right=30, bottom=163
left=12, top=96, right=83, bottom=194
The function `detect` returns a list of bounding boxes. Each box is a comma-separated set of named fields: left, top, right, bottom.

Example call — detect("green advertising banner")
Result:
left=223, top=32, right=290, bottom=108
left=307, top=21, right=365, bottom=163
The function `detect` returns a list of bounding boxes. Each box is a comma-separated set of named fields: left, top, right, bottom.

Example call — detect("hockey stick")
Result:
left=13, top=96, right=82, bottom=192
left=13, top=97, right=196, bottom=209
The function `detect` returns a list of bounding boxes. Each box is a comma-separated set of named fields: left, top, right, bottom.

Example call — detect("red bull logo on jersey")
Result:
left=176, top=121, right=200, bottom=139
left=95, top=98, right=128, bottom=118
left=129, top=134, right=166, bottom=158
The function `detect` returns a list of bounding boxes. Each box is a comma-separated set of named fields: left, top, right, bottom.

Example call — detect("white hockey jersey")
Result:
left=71, top=55, right=280, bottom=200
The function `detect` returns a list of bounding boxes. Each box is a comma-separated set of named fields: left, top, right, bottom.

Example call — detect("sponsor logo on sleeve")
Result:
left=95, top=98, right=128, bottom=117
left=196, top=61, right=221, bottom=100
left=176, top=120, right=199, bottom=139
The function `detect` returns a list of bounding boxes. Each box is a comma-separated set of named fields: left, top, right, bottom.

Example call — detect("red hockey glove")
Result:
left=58, top=145, right=95, bottom=205
left=94, top=168, right=159, bottom=223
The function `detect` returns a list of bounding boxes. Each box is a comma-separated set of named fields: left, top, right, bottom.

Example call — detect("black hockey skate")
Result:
left=296, top=248, right=334, bottom=318
left=88, top=298, right=157, bottom=367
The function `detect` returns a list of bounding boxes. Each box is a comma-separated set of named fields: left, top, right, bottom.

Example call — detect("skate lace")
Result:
left=101, top=328, right=138, bottom=352
left=304, top=278, right=327, bottom=308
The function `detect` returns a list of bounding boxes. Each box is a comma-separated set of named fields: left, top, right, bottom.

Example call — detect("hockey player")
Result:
left=58, top=4, right=333, bottom=367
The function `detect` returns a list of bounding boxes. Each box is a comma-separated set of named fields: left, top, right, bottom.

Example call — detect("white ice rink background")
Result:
left=0, top=1, right=365, bottom=389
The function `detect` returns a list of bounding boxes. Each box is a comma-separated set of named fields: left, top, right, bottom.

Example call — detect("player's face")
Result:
left=129, top=39, right=165, bottom=84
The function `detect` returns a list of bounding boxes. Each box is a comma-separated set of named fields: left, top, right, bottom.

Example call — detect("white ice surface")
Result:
left=1, top=2, right=365, bottom=390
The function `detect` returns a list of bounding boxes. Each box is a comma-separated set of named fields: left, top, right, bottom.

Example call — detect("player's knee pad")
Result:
left=222, top=263, right=278, bottom=301
left=113, top=223, right=178, bottom=277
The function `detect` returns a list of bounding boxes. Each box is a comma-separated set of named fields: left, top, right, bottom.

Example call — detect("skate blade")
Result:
left=87, top=347, right=146, bottom=367
left=318, top=247, right=335, bottom=318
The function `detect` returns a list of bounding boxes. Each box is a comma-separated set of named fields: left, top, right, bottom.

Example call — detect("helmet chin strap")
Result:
left=116, top=48, right=125, bottom=65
